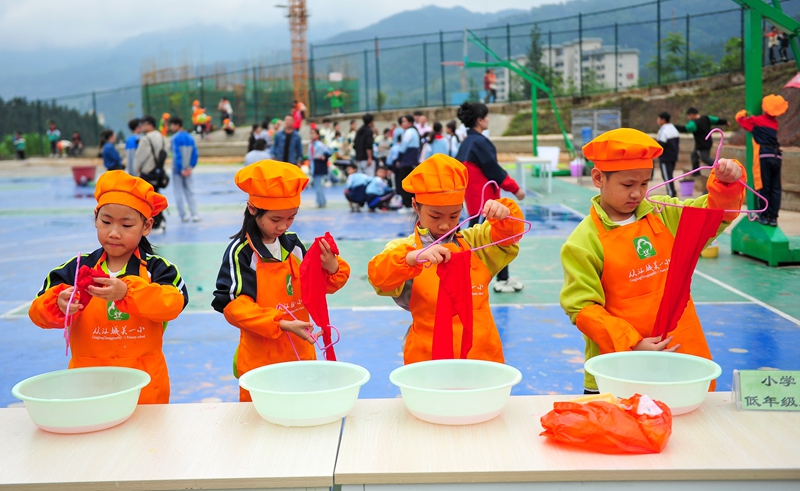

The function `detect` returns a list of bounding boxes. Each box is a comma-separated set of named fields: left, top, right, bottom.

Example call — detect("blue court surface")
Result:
left=1, top=167, right=799, bottom=407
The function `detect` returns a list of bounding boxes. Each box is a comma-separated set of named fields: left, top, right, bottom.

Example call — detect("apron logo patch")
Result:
left=107, top=301, right=130, bottom=321
left=285, top=274, right=294, bottom=296
left=634, top=236, right=656, bottom=259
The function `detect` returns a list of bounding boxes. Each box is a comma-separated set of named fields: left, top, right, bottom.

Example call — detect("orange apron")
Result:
left=68, top=251, right=169, bottom=404
left=404, top=233, right=503, bottom=364
left=236, top=244, right=315, bottom=402
left=589, top=207, right=715, bottom=389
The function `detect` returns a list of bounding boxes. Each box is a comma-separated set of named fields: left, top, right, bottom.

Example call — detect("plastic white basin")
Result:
left=390, top=359, right=522, bottom=425
left=12, top=367, right=151, bottom=434
left=584, top=352, right=722, bottom=415
left=239, top=361, right=370, bottom=427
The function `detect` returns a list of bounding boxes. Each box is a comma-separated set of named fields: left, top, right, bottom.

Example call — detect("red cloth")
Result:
left=652, top=207, right=724, bottom=340
left=75, top=265, right=109, bottom=308
left=432, top=251, right=474, bottom=359
left=300, top=232, right=339, bottom=361
left=463, top=163, right=520, bottom=215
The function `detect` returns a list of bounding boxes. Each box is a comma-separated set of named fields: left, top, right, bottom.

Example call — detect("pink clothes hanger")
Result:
left=277, top=303, right=340, bottom=361
left=63, top=253, right=82, bottom=356
left=645, top=128, right=768, bottom=221
left=415, top=181, right=533, bottom=266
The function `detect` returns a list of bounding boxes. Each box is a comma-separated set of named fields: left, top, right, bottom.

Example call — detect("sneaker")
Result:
left=505, top=276, right=524, bottom=291
left=493, top=280, right=517, bottom=293
left=150, top=225, right=166, bottom=236
left=181, top=216, right=190, bottom=223
left=758, top=215, right=770, bottom=226
left=191, top=216, right=202, bottom=222
left=397, top=207, right=413, bottom=214
left=768, top=218, right=778, bottom=227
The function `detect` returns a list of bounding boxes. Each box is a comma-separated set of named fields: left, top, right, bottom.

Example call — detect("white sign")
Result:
left=328, top=72, right=343, bottom=82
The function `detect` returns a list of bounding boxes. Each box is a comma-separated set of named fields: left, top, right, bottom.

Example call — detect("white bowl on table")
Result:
left=390, top=359, right=522, bottom=425
left=239, top=361, right=370, bottom=427
left=584, top=351, right=722, bottom=415
left=12, top=367, right=150, bottom=434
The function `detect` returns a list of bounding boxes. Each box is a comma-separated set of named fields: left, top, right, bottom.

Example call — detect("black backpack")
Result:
left=142, top=135, right=170, bottom=189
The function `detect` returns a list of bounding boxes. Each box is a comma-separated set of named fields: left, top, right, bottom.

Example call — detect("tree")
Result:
left=522, top=25, right=558, bottom=100
left=468, top=77, right=481, bottom=102
left=720, top=37, right=743, bottom=72
left=581, top=68, right=608, bottom=95
left=375, top=91, right=387, bottom=110
left=647, top=32, right=718, bottom=83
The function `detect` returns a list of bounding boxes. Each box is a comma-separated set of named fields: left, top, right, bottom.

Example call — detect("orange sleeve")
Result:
left=488, top=198, right=525, bottom=246
left=707, top=160, right=747, bottom=222
left=368, top=242, right=423, bottom=293
left=28, top=284, right=70, bottom=329
left=576, top=304, right=644, bottom=354
left=115, top=276, right=185, bottom=323
left=222, top=294, right=284, bottom=339
left=325, top=256, right=351, bottom=294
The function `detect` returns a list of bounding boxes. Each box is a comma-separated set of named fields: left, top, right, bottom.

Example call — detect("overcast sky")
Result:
left=0, top=0, right=540, bottom=50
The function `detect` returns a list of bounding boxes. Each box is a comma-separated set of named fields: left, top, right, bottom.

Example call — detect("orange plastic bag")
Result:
left=540, top=394, right=673, bottom=454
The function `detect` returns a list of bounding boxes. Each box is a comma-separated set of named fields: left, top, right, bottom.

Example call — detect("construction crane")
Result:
left=276, top=1, right=309, bottom=109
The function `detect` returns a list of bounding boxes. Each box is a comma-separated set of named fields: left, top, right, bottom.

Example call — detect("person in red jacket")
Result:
left=735, top=94, right=788, bottom=227
left=455, top=101, right=526, bottom=293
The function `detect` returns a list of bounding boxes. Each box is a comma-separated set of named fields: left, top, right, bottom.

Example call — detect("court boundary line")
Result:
left=693, top=269, right=800, bottom=327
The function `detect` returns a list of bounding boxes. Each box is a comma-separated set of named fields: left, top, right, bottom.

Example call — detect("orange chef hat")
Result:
left=162, top=112, right=170, bottom=119
left=235, top=160, right=308, bottom=210
left=762, top=94, right=788, bottom=117
left=192, top=100, right=200, bottom=106
left=582, top=128, right=663, bottom=172
left=402, top=154, right=468, bottom=206
left=94, top=170, right=168, bottom=219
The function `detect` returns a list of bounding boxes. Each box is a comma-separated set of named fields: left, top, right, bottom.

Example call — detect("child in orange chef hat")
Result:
left=29, top=170, right=189, bottom=404
left=211, top=160, right=351, bottom=402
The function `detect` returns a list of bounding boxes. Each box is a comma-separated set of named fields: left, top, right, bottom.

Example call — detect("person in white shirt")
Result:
left=244, top=139, right=271, bottom=166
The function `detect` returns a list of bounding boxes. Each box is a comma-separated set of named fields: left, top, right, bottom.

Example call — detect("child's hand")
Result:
left=514, top=189, right=526, bottom=201
left=87, top=277, right=128, bottom=303
left=483, top=199, right=512, bottom=221
left=715, top=158, right=743, bottom=184
left=632, top=335, right=681, bottom=352
left=57, top=287, right=83, bottom=315
left=279, top=319, right=318, bottom=344
left=319, top=238, right=339, bottom=274
left=406, top=245, right=452, bottom=267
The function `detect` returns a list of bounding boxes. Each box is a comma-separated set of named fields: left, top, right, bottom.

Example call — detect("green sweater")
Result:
left=560, top=188, right=741, bottom=390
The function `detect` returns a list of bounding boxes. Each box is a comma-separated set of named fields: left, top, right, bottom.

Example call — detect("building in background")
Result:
left=496, top=38, right=638, bottom=100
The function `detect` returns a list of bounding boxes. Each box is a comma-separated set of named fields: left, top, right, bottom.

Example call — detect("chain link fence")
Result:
left=1, top=0, right=795, bottom=154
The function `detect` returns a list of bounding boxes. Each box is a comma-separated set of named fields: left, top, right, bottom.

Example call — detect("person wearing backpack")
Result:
left=134, top=115, right=169, bottom=235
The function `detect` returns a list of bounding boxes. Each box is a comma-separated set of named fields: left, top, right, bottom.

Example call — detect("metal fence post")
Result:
left=423, top=42, right=429, bottom=107
left=548, top=31, right=553, bottom=89
left=685, top=15, right=690, bottom=80
left=506, top=24, right=513, bottom=102
left=308, top=44, right=316, bottom=117
left=440, top=30, right=446, bottom=107
left=36, top=99, right=44, bottom=155
left=375, top=38, right=382, bottom=111
left=145, top=84, right=151, bottom=116
left=657, top=0, right=661, bottom=85
left=614, top=23, right=619, bottom=92
left=578, top=13, right=583, bottom=97
left=92, top=91, right=99, bottom=144
left=485, top=35, right=489, bottom=63
left=253, top=66, right=259, bottom=123
left=199, top=75, right=205, bottom=109
left=364, top=50, right=370, bottom=112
